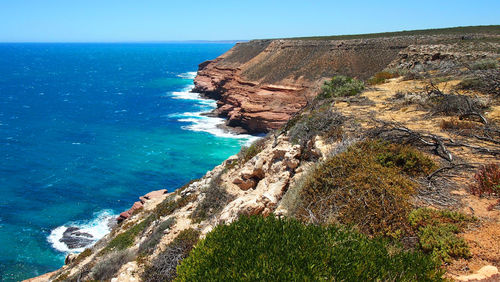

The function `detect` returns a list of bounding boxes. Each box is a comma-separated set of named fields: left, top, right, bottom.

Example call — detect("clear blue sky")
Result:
left=0, top=0, right=498, bottom=42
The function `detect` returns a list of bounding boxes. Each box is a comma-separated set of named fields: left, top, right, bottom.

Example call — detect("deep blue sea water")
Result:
left=0, top=43, right=250, bottom=281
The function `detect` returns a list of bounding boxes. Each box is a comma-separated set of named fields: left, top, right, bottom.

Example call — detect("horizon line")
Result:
left=0, top=40, right=249, bottom=44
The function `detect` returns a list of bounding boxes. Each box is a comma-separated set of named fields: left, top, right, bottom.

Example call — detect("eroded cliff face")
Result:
left=194, top=38, right=410, bottom=133
left=194, top=34, right=499, bottom=133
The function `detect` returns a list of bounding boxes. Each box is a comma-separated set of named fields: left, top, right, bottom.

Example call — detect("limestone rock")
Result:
left=64, top=253, right=78, bottom=265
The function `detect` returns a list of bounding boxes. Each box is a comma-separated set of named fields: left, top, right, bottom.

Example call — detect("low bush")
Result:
left=142, top=228, right=200, bottom=282
left=155, top=193, right=197, bottom=218
left=317, top=75, right=364, bottom=99
left=296, top=140, right=435, bottom=237
left=288, top=109, right=344, bottom=146
left=103, top=216, right=154, bottom=253
left=409, top=208, right=476, bottom=263
left=72, top=248, right=92, bottom=265
left=138, top=217, right=176, bottom=255
left=402, top=71, right=425, bottom=81
left=176, top=215, right=443, bottom=281
left=440, top=118, right=479, bottom=131
left=90, top=249, right=135, bottom=281
left=458, top=77, right=484, bottom=90
left=238, top=137, right=267, bottom=164
left=471, top=59, right=498, bottom=70
left=430, top=93, right=485, bottom=116
left=457, top=70, right=499, bottom=96
left=469, top=163, right=500, bottom=197
left=367, top=71, right=399, bottom=85
left=190, top=172, right=233, bottom=223
left=374, top=141, right=438, bottom=176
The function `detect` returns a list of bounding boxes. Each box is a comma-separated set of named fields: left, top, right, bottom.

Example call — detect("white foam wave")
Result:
left=177, top=71, right=197, bottom=79
left=48, top=209, right=116, bottom=253
left=167, top=73, right=261, bottom=145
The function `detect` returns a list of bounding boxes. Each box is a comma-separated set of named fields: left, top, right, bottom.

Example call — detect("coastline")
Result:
left=42, top=70, right=259, bottom=266
left=25, top=26, right=500, bottom=281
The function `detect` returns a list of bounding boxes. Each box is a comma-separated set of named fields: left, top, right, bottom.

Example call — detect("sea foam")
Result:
left=47, top=209, right=116, bottom=253
left=168, top=80, right=260, bottom=145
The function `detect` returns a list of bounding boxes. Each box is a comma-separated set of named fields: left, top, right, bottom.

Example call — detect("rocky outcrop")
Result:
left=194, top=38, right=411, bottom=133
left=59, top=227, right=94, bottom=249
left=116, top=189, right=167, bottom=222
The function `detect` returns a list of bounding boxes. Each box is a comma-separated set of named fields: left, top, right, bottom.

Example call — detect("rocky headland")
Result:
left=28, top=26, right=500, bottom=281
left=194, top=31, right=499, bottom=133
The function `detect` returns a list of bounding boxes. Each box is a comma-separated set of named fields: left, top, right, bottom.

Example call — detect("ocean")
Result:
left=0, top=43, right=253, bottom=281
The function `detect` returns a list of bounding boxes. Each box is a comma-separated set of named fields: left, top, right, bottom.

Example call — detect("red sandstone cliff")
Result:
left=193, top=38, right=411, bottom=133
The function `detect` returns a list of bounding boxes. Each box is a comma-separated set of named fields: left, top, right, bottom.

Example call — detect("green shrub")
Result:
left=142, top=228, right=200, bottom=282
left=471, top=59, right=498, bottom=70
left=72, top=248, right=92, bottom=265
left=52, top=271, right=69, bottom=282
left=409, top=208, right=476, bottom=228
left=138, top=217, right=176, bottom=255
left=177, top=215, right=443, bottom=281
left=155, top=193, right=197, bottom=218
left=458, top=77, right=485, bottom=90
left=318, top=75, right=364, bottom=99
left=374, top=141, right=438, bottom=176
left=190, top=172, right=233, bottom=223
left=296, top=140, right=435, bottom=237
left=238, top=137, right=267, bottom=164
left=103, top=216, right=154, bottom=253
left=409, top=208, right=476, bottom=263
left=367, top=71, right=399, bottom=85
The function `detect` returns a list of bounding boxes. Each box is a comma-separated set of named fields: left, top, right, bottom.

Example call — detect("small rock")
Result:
left=64, top=253, right=78, bottom=265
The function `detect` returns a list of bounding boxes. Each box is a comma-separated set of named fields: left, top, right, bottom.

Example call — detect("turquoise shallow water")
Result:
left=0, top=43, right=247, bottom=280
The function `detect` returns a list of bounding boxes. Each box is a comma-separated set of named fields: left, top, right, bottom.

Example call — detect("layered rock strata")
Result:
left=194, top=34, right=500, bottom=133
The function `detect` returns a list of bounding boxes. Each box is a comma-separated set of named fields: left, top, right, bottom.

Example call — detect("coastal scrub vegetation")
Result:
left=190, top=171, right=233, bottom=223
left=470, top=59, right=498, bottom=70
left=238, top=137, right=268, bottom=164
left=72, top=248, right=92, bottom=265
left=142, top=228, right=200, bottom=282
left=409, top=208, right=477, bottom=262
left=176, top=215, right=443, bottom=281
left=469, top=163, right=500, bottom=197
left=288, top=108, right=344, bottom=146
left=295, top=140, right=436, bottom=238
left=138, top=217, right=176, bottom=255
left=225, top=137, right=268, bottom=171
left=317, top=75, right=364, bottom=99
left=457, top=69, right=499, bottom=96
left=367, top=71, right=400, bottom=85
left=469, top=164, right=500, bottom=210
left=154, top=193, right=197, bottom=218
left=90, top=249, right=135, bottom=281
left=102, top=215, right=154, bottom=254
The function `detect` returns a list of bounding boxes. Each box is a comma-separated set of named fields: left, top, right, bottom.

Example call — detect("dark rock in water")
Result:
left=59, top=226, right=94, bottom=249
